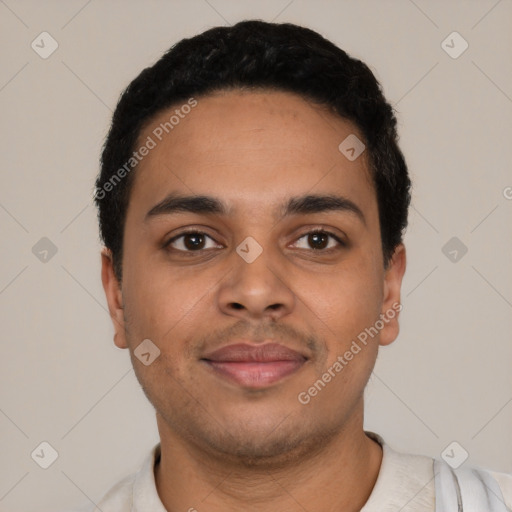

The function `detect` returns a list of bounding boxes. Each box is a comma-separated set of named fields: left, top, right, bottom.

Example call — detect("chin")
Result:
left=194, top=414, right=341, bottom=469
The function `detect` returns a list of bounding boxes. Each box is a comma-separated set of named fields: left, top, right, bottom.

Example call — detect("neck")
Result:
left=154, top=409, right=383, bottom=512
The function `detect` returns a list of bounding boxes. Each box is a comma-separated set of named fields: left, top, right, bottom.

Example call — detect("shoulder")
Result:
left=366, top=430, right=434, bottom=475
left=362, top=431, right=435, bottom=511
left=94, top=471, right=136, bottom=510
left=95, top=442, right=165, bottom=512
left=60, top=471, right=135, bottom=512
left=489, top=469, right=512, bottom=510
left=66, top=443, right=162, bottom=512
left=434, top=454, right=512, bottom=511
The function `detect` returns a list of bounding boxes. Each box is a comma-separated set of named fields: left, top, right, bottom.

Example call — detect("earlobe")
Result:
left=100, top=248, right=128, bottom=349
left=379, top=244, right=406, bottom=347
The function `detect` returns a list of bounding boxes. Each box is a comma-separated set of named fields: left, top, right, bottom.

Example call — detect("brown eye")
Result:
left=165, top=231, right=220, bottom=252
left=293, top=230, right=344, bottom=251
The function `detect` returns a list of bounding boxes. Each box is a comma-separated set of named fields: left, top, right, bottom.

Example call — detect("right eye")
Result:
left=164, top=230, right=222, bottom=253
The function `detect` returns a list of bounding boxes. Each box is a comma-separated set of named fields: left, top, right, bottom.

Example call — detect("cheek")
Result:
left=299, top=257, right=382, bottom=337
left=296, top=259, right=383, bottom=399
left=122, top=250, right=216, bottom=349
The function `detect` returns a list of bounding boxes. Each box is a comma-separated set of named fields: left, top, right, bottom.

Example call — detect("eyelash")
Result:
left=163, top=228, right=346, bottom=254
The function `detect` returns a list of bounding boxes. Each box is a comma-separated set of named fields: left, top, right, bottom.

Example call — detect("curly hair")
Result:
left=95, top=20, right=411, bottom=282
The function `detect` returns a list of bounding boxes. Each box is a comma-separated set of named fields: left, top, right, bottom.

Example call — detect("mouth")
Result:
left=200, top=342, right=308, bottom=389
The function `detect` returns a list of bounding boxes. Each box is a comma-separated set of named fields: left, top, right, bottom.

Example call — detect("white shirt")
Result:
left=70, top=431, right=512, bottom=511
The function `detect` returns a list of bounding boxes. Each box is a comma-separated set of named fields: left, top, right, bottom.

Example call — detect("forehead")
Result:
left=128, top=89, right=376, bottom=221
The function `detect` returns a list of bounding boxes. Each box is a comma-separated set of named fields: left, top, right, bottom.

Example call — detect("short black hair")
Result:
left=95, top=19, right=411, bottom=282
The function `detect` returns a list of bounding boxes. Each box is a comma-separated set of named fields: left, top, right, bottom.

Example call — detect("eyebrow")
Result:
left=145, top=193, right=366, bottom=225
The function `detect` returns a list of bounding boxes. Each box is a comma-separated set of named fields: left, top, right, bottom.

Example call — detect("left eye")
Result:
left=292, top=230, right=344, bottom=251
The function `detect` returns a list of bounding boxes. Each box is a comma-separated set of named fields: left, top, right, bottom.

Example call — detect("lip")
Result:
left=201, top=342, right=307, bottom=388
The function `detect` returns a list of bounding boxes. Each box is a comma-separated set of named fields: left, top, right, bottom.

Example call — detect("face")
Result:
left=101, top=89, right=406, bottom=465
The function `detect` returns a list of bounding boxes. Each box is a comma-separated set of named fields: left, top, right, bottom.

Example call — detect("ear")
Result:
left=379, top=243, right=406, bottom=347
left=100, top=247, right=128, bottom=349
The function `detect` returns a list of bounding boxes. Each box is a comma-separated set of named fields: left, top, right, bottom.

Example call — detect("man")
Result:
left=89, top=20, right=511, bottom=512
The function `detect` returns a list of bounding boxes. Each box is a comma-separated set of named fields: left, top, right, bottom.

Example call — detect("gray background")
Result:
left=0, top=1, right=511, bottom=511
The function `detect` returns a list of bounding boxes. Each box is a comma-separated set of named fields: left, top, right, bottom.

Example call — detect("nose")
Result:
left=216, top=240, right=296, bottom=321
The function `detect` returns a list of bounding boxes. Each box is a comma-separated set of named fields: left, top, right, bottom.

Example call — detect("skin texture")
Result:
left=101, top=89, right=406, bottom=512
